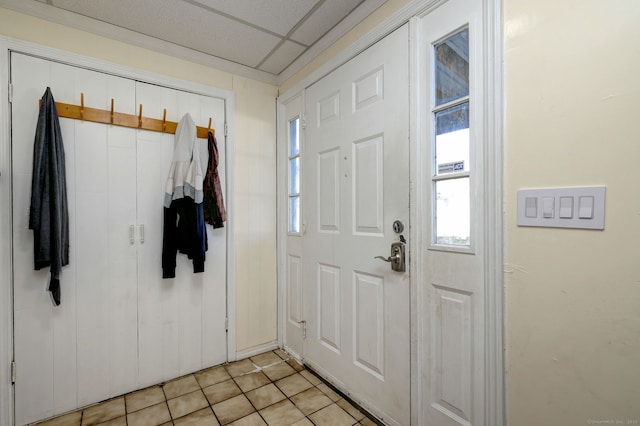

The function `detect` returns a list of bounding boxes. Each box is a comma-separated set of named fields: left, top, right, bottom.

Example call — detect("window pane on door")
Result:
left=289, top=117, right=300, bottom=155
left=435, top=178, right=470, bottom=245
left=434, top=29, right=469, bottom=106
left=289, top=157, right=299, bottom=194
left=288, top=116, right=301, bottom=234
left=435, top=102, right=469, bottom=175
left=289, top=196, right=300, bottom=233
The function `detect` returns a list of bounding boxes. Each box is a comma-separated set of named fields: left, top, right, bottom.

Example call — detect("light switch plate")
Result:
left=517, top=186, right=606, bottom=229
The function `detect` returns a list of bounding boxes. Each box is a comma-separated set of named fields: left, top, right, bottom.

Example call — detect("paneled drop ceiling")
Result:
left=0, top=0, right=387, bottom=84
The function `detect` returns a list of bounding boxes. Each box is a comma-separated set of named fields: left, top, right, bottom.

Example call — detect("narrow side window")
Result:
left=288, top=117, right=301, bottom=234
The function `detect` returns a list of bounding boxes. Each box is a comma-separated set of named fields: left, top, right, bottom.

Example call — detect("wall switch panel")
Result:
left=517, top=186, right=605, bottom=229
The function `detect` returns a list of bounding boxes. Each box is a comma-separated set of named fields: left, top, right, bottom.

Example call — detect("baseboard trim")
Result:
left=234, top=341, right=280, bottom=360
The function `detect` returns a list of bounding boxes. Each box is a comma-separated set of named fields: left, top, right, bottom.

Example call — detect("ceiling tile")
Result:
left=191, top=0, right=318, bottom=37
left=18, top=0, right=387, bottom=80
left=258, top=41, right=307, bottom=75
left=50, top=0, right=282, bottom=67
left=290, top=0, right=363, bottom=46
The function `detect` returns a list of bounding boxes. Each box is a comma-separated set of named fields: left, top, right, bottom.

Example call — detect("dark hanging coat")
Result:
left=29, top=87, right=69, bottom=306
left=203, top=131, right=226, bottom=228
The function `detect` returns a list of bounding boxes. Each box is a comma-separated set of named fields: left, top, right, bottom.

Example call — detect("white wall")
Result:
left=504, top=1, right=640, bottom=424
left=0, top=7, right=278, bottom=353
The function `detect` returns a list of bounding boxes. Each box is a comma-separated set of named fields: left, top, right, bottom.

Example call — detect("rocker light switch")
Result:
left=542, top=197, right=554, bottom=218
left=559, top=197, right=573, bottom=219
left=578, top=196, right=594, bottom=219
left=525, top=197, right=537, bottom=218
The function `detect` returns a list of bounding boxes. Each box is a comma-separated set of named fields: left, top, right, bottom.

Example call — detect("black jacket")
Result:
left=29, top=87, right=69, bottom=305
left=162, top=198, right=207, bottom=278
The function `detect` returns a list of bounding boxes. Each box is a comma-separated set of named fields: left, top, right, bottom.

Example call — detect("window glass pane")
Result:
left=289, top=118, right=300, bottom=155
left=435, top=178, right=470, bottom=246
left=435, top=29, right=469, bottom=106
left=289, top=196, right=300, bottom=233
left=289, top=157, right=299, bottom=194
left=435, top=102, right=469, bottom=175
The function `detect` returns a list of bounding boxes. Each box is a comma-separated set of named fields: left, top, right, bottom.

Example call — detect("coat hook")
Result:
left=80, top=93, right=85, bottom=120
left=138, top=104, right=143, bottom=128
left=208, top=117, right=212, bottom=130
left=162, top=109, right=167, bottom=132
left=110, top=99, right=114, bottom=124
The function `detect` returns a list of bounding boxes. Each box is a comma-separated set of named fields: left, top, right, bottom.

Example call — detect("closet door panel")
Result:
left=74, top=118, right=111, bottom=406
left=107, top=125, right=139, bottom=396
left=197, top=94, right=227, bottom=367
left=104, top=79, right=138, bottom=397
left=72, top=70, right=138, bottom=405
left=50, top=117, right=79, bottom=416
left=11, top=55, right=74, bottom=424
left=135, top=82, right=182, bottom=385
left=136, top=130, right=182, bottom=386
left=175, top=91, right=206, bottom=376
left=48, top=61, right=80, bottom=416
left=13, top=308, right=54, bottom=424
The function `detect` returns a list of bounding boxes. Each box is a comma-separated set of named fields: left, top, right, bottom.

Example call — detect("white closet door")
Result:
left=72, top=67, right=139, bottom=408
left=11, top=54, right=228, bottom=425
left=11, top=53, right=139, bottom=423
left=135, top=82, right=227, bottom=387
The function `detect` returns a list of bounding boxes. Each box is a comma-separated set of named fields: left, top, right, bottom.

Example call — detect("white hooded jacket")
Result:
left=163, top=113, right=207, bottom=207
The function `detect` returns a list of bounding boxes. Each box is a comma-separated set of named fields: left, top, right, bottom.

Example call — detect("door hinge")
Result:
left=224, top=122, right=228, bottom=137
left=225, top=317, right=229, bottom=332
left=300, top=113, right=307, bottom=130
left=11, top=361, right=16, bottom=384
left=298, top=320, right=307, bottom=339
left=8, top=83, right=13, bottom=103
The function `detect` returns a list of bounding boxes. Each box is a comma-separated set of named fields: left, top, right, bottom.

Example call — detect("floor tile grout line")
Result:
left=37, top=350, right=371, bottom=426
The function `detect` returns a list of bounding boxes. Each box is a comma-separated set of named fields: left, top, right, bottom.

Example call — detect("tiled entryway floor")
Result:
left=36, top=349, right=379, bottom=426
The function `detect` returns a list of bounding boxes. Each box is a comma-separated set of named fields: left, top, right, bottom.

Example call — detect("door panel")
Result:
left=303, top=24, right=410, bottom=426
left=282, top=93, right=304, bottom=358
left=419, top=0, right=485, bottom=424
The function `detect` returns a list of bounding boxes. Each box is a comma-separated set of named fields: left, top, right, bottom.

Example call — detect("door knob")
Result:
left=374, top=241, right=406, bottom=272
left=375, top=254, right=400, bottom=262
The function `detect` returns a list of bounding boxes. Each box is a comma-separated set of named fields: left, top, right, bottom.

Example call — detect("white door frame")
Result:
left=0, top=36, right=237, bottom=426
left=277, top=0, right=503, bottom=424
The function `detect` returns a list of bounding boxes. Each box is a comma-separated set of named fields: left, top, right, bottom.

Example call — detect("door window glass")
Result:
left=431, top=28, right=471, bottom=247
left=435, top=29, right=469, bottom=106
left=288, top=117, right=301, bottom=234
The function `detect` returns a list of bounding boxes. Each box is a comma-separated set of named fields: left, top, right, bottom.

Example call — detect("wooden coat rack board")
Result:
left=42, top=93, right=215, bottom=138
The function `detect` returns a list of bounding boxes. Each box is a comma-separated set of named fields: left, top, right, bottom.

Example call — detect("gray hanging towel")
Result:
left=29, top=87, right=69, bottom=306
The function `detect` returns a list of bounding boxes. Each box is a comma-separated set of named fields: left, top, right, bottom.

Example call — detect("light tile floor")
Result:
left=36, top=349, right=380, bottom=426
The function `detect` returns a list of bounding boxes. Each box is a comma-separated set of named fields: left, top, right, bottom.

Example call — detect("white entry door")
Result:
left=302, top=25, right=410, bottom=426
left=418, top=0, right=487, bottom=424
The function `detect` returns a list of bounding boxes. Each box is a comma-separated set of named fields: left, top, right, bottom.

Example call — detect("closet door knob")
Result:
left=129, top=225, right=135, bottom=245
left=140, top=224, right=145, bottom=244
